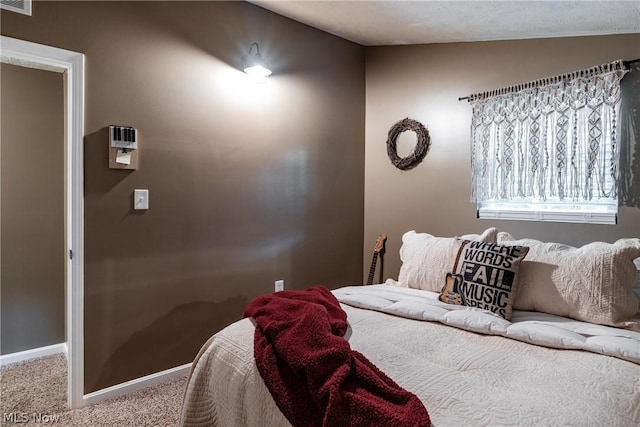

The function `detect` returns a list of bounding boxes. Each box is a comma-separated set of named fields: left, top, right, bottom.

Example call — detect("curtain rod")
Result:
left=458, top=57, right=639, bottom=102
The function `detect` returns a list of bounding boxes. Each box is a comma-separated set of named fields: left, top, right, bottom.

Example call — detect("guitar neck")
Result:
left=366, top=252, right=379, bottom=286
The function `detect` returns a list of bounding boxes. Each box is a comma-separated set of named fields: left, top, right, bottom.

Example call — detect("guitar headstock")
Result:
left=373, top=234, right=387, bottom=254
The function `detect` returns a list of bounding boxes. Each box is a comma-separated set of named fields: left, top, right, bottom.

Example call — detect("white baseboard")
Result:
left=0, top=343, right=68, bottom=367
left=82, top=362, right=192, bottom=407
left=2, top=343, right=191, bottom=408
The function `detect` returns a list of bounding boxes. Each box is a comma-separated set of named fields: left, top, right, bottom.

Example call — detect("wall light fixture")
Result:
left=242, top=42, right=272, bottom=77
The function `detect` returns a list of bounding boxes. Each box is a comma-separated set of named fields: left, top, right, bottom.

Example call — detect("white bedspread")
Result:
left=180, top=285, right=640, bottom=427
left=336, top=284, right=640, bottom=364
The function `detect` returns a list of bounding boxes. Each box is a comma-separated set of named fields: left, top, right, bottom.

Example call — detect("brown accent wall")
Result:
left=1, top=1, right=365, bottom=392
left=364, top=35, right=640, bottom=281
left=1, top=63, right=65, bottom=355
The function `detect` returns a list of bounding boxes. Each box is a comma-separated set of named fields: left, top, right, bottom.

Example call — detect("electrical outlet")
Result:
left=275, top=280, right=284, bottom=292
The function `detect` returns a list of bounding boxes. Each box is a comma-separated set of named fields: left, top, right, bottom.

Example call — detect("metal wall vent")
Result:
left=0, top=0, right=31, bottom=16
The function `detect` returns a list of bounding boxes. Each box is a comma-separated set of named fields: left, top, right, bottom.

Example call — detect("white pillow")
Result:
left=498, top=232, right=640, bottom=331
left=396, top=228, right=498, bottom=292
left=633, top=258, right=640, bottom=308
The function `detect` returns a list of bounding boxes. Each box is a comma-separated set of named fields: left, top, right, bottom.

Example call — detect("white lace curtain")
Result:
left=470, top=60, right=628, bottom=205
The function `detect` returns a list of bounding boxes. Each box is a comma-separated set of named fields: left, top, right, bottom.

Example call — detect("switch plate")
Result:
left=275, top=280, right=284, bottom=292
left=134, top=189, right=149, bottom=210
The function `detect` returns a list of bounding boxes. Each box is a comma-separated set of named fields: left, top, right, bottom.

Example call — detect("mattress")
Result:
left=180, top=285, right=640, bottom=427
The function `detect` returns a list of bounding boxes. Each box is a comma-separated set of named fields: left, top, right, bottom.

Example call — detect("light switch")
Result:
left=134, top=189, right=149, bottom=210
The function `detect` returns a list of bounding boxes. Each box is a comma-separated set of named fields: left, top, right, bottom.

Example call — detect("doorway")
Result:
left=0, top=36, right=85, bottom=409
left=1, top=62, right=65, bottom=357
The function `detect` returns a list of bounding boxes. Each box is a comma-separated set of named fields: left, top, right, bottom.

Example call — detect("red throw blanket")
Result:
left=244, top=286, right=431, bottom=427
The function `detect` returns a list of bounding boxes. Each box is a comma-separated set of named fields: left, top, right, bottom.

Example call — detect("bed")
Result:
left=179, top=230, right=640, bottom=427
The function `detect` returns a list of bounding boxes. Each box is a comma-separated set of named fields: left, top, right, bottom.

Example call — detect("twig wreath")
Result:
left=386, top=118, right=431, bottom=170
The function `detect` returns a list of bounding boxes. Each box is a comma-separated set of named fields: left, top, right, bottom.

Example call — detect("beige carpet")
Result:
left=0, top=353, right=187, bottom=426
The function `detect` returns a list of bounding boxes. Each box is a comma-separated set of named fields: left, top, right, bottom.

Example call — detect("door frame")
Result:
left=1, top=36, right=85, bottom=409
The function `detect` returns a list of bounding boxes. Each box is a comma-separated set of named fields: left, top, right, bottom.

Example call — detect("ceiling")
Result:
left=250, top=1, right=640, bottom=46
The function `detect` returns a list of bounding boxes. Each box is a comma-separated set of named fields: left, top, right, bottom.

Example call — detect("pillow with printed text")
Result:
left=439, top=239, right=529, bottom=320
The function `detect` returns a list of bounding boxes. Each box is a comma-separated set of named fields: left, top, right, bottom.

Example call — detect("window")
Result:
left=0, top=0, right=31, bottom=16
left=469, top=60, right=629, bottom=224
